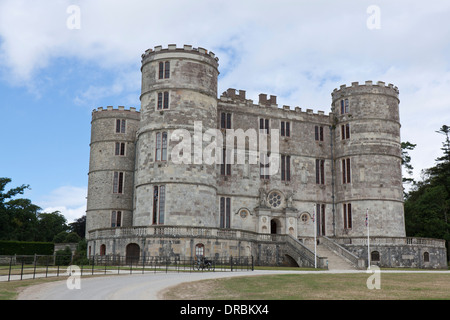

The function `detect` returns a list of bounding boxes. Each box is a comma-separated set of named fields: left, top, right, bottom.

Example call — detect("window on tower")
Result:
left=157, top=91, right=169, bottom=110
left=155, top=132, right=168, bottom=161
left=116, top=119, right=126, bottom=133
left=342, top=158, right=351, bottom=184
left=152, top=185, right=166, bottom=225
left=113, top=172, right=124, bottom=194
left=341, top=123, right=350, bottom=140
left=220, top=197, right=231, bottom=228
left=158, top=61, right=170, bottom=79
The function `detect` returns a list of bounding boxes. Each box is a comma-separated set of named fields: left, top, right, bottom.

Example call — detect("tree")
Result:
left=0, top=178, right=70, bottom=242
left=404, top=125, right=450, bottom=261
left=69, top=215, right=86, bottom=239
left=36, top=211, right=68, bottom=242
left=0, top=178, right=32, bottom=240
left=401, top=141, right=417, bottom=185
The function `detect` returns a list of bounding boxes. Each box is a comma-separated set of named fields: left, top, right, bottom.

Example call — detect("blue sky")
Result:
left=1, top=0, right=450, bottom=223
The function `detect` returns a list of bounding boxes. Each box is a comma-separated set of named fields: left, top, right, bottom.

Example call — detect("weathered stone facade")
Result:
left=86, top=44, right=447, bottom=268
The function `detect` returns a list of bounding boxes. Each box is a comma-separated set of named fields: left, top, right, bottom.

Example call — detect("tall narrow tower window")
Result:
left=220, top=197, right=231, bottom=228
left=340, top=99, right=349, bottom=114
left=111, top=210, right=122, bottom=227
left=343, top=203, right=352, bottom=229
left=281, top=155, right=291, bottom=181
left=153, top=185, right=166, bottom=224
left=116, top=119, right=126, bottom=133
left=115, top=142, right=125, bottom=156
left=155, top=132, right=168, bottom=161
left=342, top=158, right=351, bottom=184
left=341, top=123, right=350, bottom=140
left=315, top=159, right=325, bottom=184
left=113, top=172, right=124, bottom=194
left=158, top=61, right=170, bottom=79
left=157, top=91, right=170, bottom=110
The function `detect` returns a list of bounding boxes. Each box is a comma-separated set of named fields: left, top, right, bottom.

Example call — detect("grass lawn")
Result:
left=161, top=273, right=450, bottom=300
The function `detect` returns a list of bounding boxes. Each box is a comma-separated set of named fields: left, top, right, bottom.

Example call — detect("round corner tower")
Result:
left=86, top=106, right=140, bottom=240
left=134, top=44, right=219, bottom=228
left=331, top=81, right=406, bottom=237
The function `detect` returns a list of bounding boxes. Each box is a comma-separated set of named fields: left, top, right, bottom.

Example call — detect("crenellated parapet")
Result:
left=92, top=106, right=140, bottom=114
left=219, top=88, right=331, bottom=119
left=141, top=44, right=219, bottom=67
left=331, top=80, right=399, bottom=103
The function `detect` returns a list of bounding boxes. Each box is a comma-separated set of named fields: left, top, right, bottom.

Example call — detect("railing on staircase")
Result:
left=284, top=235, right=328, bottom=269
left=320, top=236, right=365, bottom=269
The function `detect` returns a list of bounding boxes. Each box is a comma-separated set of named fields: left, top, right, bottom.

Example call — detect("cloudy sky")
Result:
left=1, top=0, right=449, bottom=223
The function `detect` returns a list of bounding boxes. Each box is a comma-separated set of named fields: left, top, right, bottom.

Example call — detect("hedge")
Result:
left=0, top=241, right=54, bottom=255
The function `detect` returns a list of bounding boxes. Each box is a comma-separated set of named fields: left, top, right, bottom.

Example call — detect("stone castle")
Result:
left=86, top=44, right=447, bottom=268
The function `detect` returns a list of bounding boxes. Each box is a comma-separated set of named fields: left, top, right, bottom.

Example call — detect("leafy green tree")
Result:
left=404, top=125, right=450, bottom=261
left=36, top=211, right=68, bottom=242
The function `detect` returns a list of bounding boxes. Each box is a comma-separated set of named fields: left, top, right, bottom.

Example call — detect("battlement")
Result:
left=219, top=88, right=329, bottom=118
left=92, top=106, right=140, bottom=114
left=332, top=80, right=399, bottom=102
left=141, top=44, right=219, bottom=63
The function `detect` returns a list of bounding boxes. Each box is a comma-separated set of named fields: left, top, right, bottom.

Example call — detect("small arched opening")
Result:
left=126, top=243, right=140, bottom=265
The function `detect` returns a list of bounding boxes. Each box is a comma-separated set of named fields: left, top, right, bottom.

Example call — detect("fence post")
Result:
left=20, top=259, right=24, bottom=280
left=8, top=256, right=12, bottom=282
left=230, top=256, right=233, bottom=272
left=91, top=256, right=95, bottom=275
left=251, top=255, right=254, bottom=271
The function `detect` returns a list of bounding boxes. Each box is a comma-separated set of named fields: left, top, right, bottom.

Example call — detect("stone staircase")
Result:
left=314, top=243, right=357, bottom=270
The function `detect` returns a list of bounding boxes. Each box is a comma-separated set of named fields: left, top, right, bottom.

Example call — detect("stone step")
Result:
left=308, top=243, right=356, bottom=270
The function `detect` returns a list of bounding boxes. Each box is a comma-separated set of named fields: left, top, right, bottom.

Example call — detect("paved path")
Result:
left=17, top=269, right=450, bottom=300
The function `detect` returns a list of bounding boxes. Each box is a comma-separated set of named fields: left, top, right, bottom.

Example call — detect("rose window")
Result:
left=267, top=191, right=283, bottom=208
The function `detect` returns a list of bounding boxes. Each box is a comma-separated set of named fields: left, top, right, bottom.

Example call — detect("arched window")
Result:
left=371, top=251, right=380, bottom=262
left=100, top=244, right=106, bottom=256
left=423, top=251, right=430, bottom=262
left=195, top=243, right=205, bottom=257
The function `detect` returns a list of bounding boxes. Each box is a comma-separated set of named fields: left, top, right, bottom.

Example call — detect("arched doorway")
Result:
left=271, top=219, right=280, bottom=234
left=126, top=243, right=140, bottom=265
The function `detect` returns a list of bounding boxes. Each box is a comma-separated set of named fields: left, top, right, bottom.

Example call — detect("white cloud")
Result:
left=1, top=0, right=449, bottom=179
left=38, top=186, right=87, bottom=223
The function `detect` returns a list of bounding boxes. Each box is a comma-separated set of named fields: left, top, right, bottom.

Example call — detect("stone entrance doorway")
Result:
left=126, top=243, right=140, bottom=265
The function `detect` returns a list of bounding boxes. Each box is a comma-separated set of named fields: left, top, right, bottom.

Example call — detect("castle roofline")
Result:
left=141, top=44, right=219, bottom=64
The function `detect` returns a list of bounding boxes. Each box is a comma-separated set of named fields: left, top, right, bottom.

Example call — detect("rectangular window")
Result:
left=159, top=62, right=164, bottom=79
left=315, top=126, right=324, bottom=141
left=260, top=153, right=270, bottom=180
left=259, top=118, right=269, bottom=134
left=113, top=172, right=124, bottom=194
left=342, top=158, right=351, bottom=184
left=157, top=91, right=169, bottom=110
left=343, top=203, right=352, bottom=229
left=111, top=210, right=122, bottom=227
left=221, top=112, right=232, bottom=129
left=116, top=119, right=126, bottom=133
left=281, top=155, right=291, bottom=181
left=281, top=121, right=290, bottom=137
left=341, top=123, right=350, bottom=140
left=220, top=197, right=231, bottom=228
left=221, top=148, right=231, bottom=176
left=315, top=159, right=325, bottom=184
left=340, top=99, right=349, bottom=114
left=153, top=185, right=165, bottom=224
left=159, top=61, right=170, bottom=79
left=115, top=142, right=125, bottom=156
left=164, top=61, right=170, bottom=79
left=316, top=204, right=326, bottom=236
left=155, top=132, right=168, bottom=161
